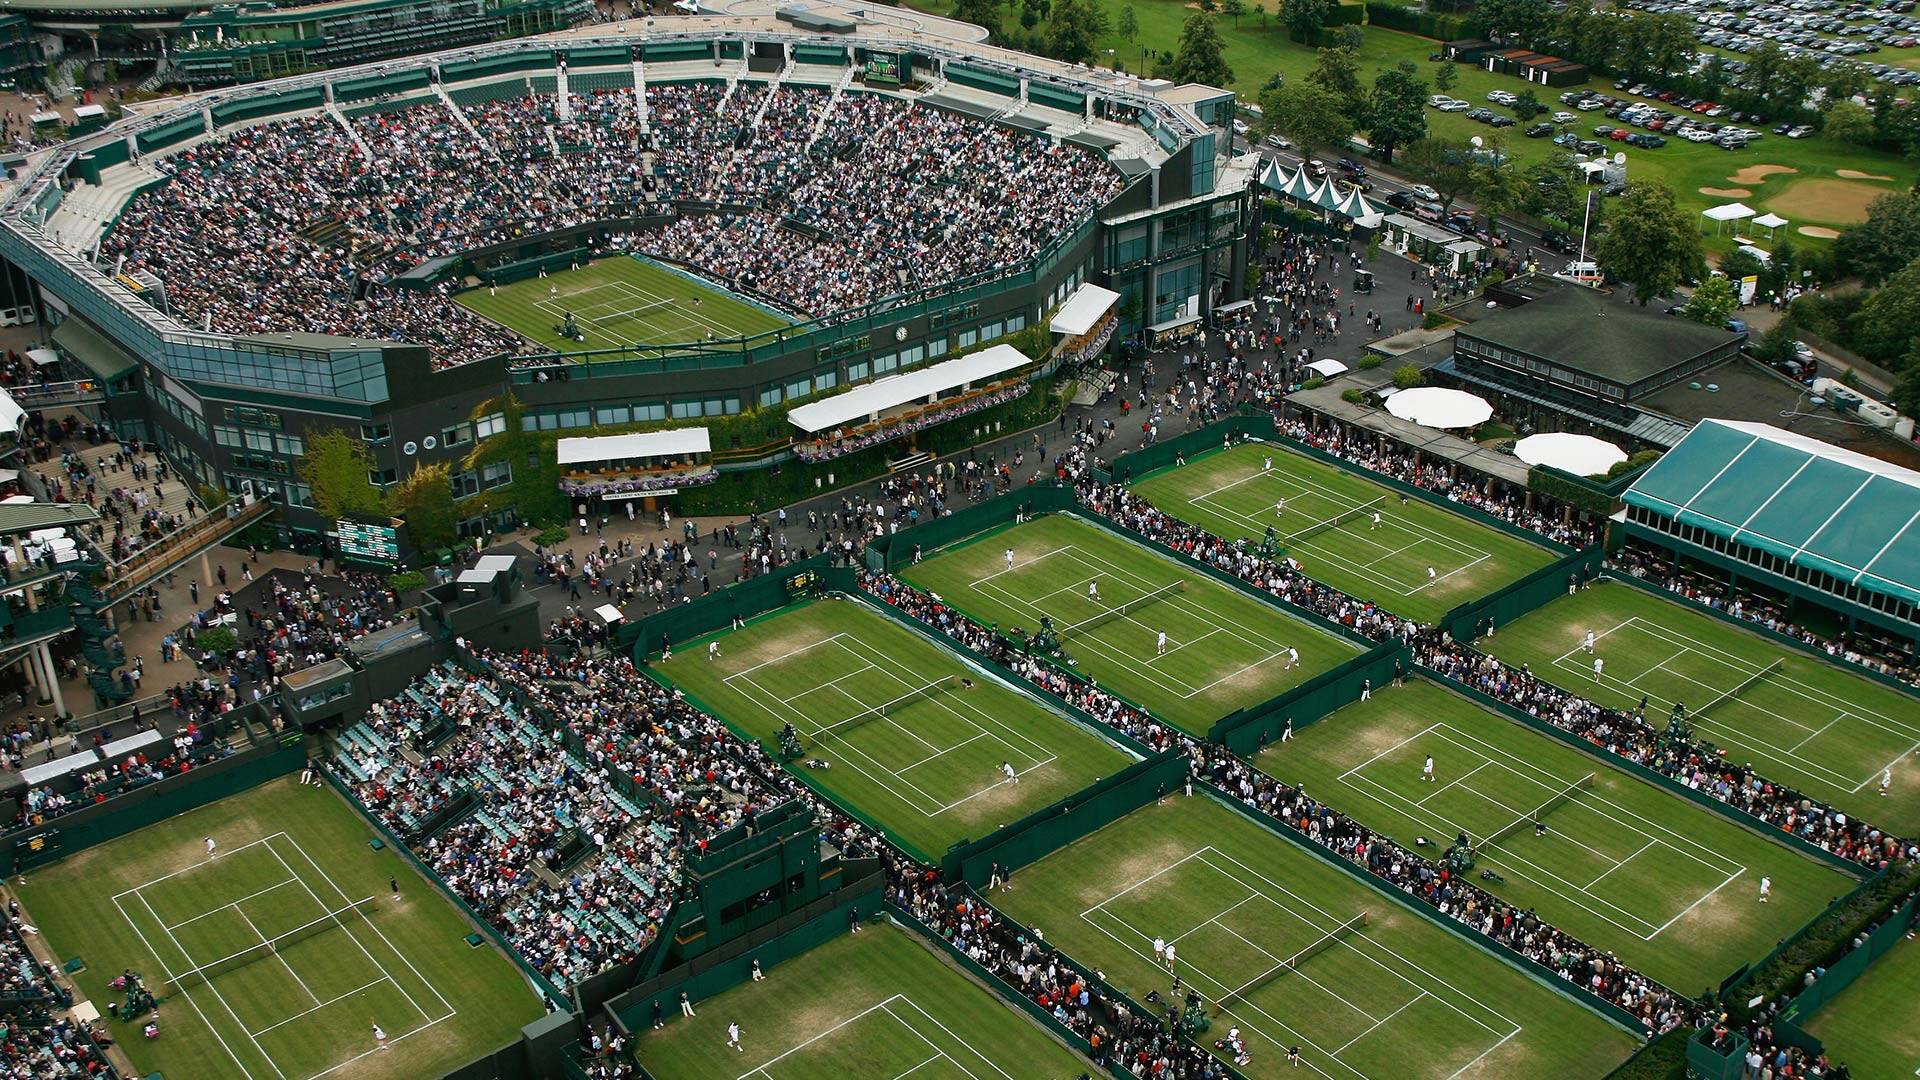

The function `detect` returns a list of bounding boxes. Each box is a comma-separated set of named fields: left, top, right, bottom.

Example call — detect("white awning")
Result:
left=1384, top=386, right=1493, bottom=429
left=1738, top=244, right=1772, bottom=264
left=1702, top=202, right=1755, bottom=221
left=1515, top=432, right=1627, bottom=477
left=557, top=427, right=711, bottom=466
left=1752, top=213, right=1788, bottom=229
left=788, top=344, right=1031, bottom=434
left=24, top=349, right=58, bottom=367
left=1306, top=358, right=1349, bottom=378
left=594, top=603, right=625, bottom=625
left=1050, top=284, right=1121, bottom=336
left=0, top=388, right=23, bottom=435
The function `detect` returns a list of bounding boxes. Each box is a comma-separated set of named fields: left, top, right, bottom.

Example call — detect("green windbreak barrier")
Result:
left=942, top=752, right=1189, bottom=886
left=1102, top=412, right=1277, bottom=483
left=333, top=69, right=431, bottom=102
left=1778, top=891, right=1919, bottom=1031
left=946, top=64, right=1019, bottom=96
left=874, top=485, right=1077, bottom=571
left=211, top=88, right=324, bottom=128
left=1443, top=545, right=1605, bottom=643
left=1211, top=643, right=1410, bottom=755
left=622, top=557, right=850, bottom=659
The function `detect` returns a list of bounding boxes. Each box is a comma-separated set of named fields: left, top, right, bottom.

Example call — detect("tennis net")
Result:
left=1480, top=773, right=1594, bottom=850
left=1695, top=659, right=1784, bottom=719
left=813, top=676, right=958, bottom=741
left=166, top=897, right=378, bottom=992
left=1058, top=582, right=1185, bottom=640
left=1215, top=911, right=1368, bottom=1008
left=1285, top=498, right=1383, bottom=546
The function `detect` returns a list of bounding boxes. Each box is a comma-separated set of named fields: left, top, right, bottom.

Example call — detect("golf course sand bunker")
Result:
left=1728, top=164, right=1798, bottom=185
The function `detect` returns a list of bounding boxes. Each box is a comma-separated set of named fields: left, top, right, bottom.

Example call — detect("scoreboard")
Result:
left=338, top=520, right=400, bottom=564
left=865, top=51, right=902, bottom=86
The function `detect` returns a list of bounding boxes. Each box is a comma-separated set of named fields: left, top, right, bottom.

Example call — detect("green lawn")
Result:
left=1129, top=441, right=1559, bottom=623
left=989, top=794, right=1639, bottom=1079
left=1801, top=927, right=1920, bottom=1078
left=900, top=513, right=1360, bottom=735
left=1480, top=580, right=1920, bottom=835
left=456, top=254, right=791, bottom=354
left=15, top=776, right=543, bottom=1080
left=1254, top=679, right=1859, bottom=995
left=924, top=0, right=1920, bottom=242
left=656, top=597, right=1137, bottom=860
left=633, top=918, right=1096, bottom=1079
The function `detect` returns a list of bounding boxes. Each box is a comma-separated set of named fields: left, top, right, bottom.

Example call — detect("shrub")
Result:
left=387, top=570, right=427, bottom=594
left=1340, top=387, right=1368, bottom=404
left=533, top=524, right=570, bottom=547
left=1423, top=311, right=1451, bottom=330
left=1355, top=355, right=1383, bottom=370
left=1392, top=364, right=1425, bottom=390
left=1480, top=269, right=1506, bottom=287
left=1603, top=1028, right=1688, bottom=1080
left=1301, top=376, right=1327, bottom=390
left=1606, top=449, right=1663, bottom=480
left=196, top=626, right=239, bottom=656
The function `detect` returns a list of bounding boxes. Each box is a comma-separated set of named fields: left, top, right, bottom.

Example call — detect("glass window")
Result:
left=360, top=423, right=391, bottom=443
left=369, top=468, right=397, bottom=486
left=475, top=413, right=506, bottom=439
left=597, top=406, right=631, bottom=426
left=274, top=434, right=304, bottom=457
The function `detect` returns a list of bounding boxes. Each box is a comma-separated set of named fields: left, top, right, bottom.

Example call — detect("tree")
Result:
left=1262, top=80, right=1355, bottom=152
left=1118, top=4, right=1139, bottom=41
left=300, top=428, right=385, bottom=523
left=1848, top=258, right=1920, bottom=364
left=1594, top=180, right=1705, bottom=304
left=1468, top=141, right=1527, bottom=234
left=1368, top=62, right=1428, bottom=163
left=951, top=0, right=1003, bottom=38
left=1222, top=0, right=1246, bottom=25
left=1281, top=0, right=1331, bottom=42
left=1822, top=100, right=1874, bottom=146
left=1333, top=24, right=1364, bottom=51
left=1308, top=44, right=1367, bottom=123
left=1680, top=275, right=1739, bottom=328
left=390, top=461, right=457, bottom=553
left=1167, top=12, right=1234, bottom=87
left=1400, top=136, right=1480, bottom=211
left=1254, top=0, right=1268, bottom=26
left=1473, top=0, right=1550, bottom=44
left=1835, top=191, right=1920, bottom=286
left=1512, top=88, right=1545, bottom=119
left=1434, top=59, right=1458, bottom=92
left=1046, top=0, right=1102, bottom=64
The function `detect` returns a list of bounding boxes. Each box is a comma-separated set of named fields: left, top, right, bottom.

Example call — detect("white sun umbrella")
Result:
left=1514, top=432, right=1628, bottom=477
left=1383, top=386, right=1493, bottom=428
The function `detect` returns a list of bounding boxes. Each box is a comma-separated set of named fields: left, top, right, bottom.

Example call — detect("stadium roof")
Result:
left=1624, top=419, right=1920, bottom=605
left=0, top=502, right=99, bottom=535
left=1050, top=284, right=1120, bottom=336
left=557, top=428, right=711, bottom=466
left=788, top=343, right=1031, bottom=434
left=1458, top=289, right=1740, bottom=384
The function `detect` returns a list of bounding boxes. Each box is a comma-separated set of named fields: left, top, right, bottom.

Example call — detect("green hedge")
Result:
left=1527, top=466, right=1616, bottom=515
left=1602, top=1028, right=1687, bottom=1080
left=1726, top=860, right=1920, bottom=1019
left=1367, top=3, right=1470, bottom=39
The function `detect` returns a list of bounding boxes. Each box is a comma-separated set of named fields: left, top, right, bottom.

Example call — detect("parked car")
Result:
left=1385, top=189, right=1416, bottom=210
left=1553, top=111, right=1577, bottom=123
left=1438, top=99, right=1471, bottom=112
left=1265, top=134, right=1292, bottom=149
left=1525, top=122, right=1555, bottom=137
left=1409, top=183, right=1440, bottom=201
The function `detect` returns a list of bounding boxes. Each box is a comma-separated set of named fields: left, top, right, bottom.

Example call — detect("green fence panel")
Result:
left=1606, top=572, right=1920, bottom=703
left=1781, top=892, right=1919, bottom=1025
left=1211, top=642, right=1410, bottom=754
left=211, top=88, right=325, bottom=127
left=1686, top=1030, right=1749, bottom=1080
left=1102, top=412, right=1277, bottom=484
left=332, top=69, right=431, bottom=102
left=875, top=486, right=1078, bottom=571
left=1420, top=668, right=1870, bottom=877
left=623, top=557, right=847, bottom=660
left=943, top=752, right=1190, bottom=886
left=136, top=115, right=207, bottom=153
left=1205, top=783, right=1650, bottom=1033
left=1443, top=545, right=1606, bottom=643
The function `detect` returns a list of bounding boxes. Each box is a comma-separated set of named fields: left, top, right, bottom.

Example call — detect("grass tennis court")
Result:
left=989, top=795, right=1638, bottom=1079
left=1128, top=443, right=1559, bottom=623
left=456, top=254, right=791, bottom=353
left=634, top=918, right=1095, bottom=1079
left=658, top=597, right=1137, bottom=859
left=1480, top=581, right=1920, bottom=834
left=14, top=776, right=543, bottom=1080
left=1254, top=679, right=1858, bottom=993
left=900, top=514, right=1361, bottom=735
left=1800, top=927, right=1920, bottom=1078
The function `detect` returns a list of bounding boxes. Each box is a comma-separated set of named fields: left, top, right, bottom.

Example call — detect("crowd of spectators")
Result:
left=179, top=568, right=405, bottom=689
left=99, top=82, right=1117, bottom=369
left=794, top=383, right=1030, bottom=463
left=1611, top=544, right=1920, bottom=689
left=15, top=719, right=234, bottom=831
left=0, top=905, right=119, bottom=1077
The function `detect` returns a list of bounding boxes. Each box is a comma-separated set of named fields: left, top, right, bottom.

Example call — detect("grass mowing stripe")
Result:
left=659, top=597, right=1136, bottom=857
left=1129, top=443, right=1558, bottom=623
left=1256, top=679, right=1859, bottom=992
left=634, top=920, right=1095, bottom=1079
left=1800, top=930, right=1920, bottom=1078
left=1479, top=580, right=1920, bottom=835
left=990, top=795, right=1638, bottom=1079
left=16, top=777, right=543, bottom=1080
left=900, top=514, right=1359, bottom=736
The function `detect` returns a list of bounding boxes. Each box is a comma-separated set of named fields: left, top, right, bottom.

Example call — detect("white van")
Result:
left=1554, top=260, right=1603, bottom=285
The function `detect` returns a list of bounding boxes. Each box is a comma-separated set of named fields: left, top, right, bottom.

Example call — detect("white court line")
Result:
left=166, top=878, right=302, bottom=930
left=235, top=904, right=320, bottom=1006
left=114, top=891, right=259, bottom=1079
left=135, top=888, right=287, bottom=1078
left=249, top=977, right=393, bottom=1037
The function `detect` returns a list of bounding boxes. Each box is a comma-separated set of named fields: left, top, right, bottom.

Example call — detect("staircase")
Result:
left=748, top=57, right=795, bottom=131
left=433, top=84, right=497, bottom=157
left=805, top=65, right=858, bottom=149
left=136, top=58, right=173, bottom=94
left=632, top=60, right=649, bottom=127
left=323, top=104, right=376, bottom=159
left=555, top=63, right=571, bottom=121
left=63, top=566, right=129, bottom=706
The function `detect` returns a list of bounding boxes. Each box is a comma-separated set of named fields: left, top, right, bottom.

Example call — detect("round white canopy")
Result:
left=1384, top=386, right=1493, bottom=429
left=1514, top=432, right=1628, bottom=477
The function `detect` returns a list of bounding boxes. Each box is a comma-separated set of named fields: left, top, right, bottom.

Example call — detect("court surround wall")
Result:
left=941, top=750, right=1190, bottom=885
left=1210, top=642, right=1411, bottom=754
left=1441, top=544, right=1607, bottom=643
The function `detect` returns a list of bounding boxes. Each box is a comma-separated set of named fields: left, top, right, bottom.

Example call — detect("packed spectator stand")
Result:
left=0, top=899, right=121, bottom=1077
left=100, top=83, right=1120, bottom=369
